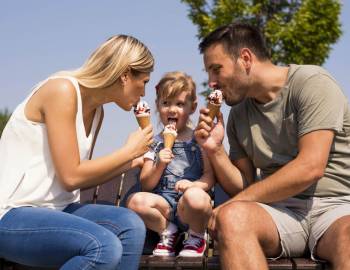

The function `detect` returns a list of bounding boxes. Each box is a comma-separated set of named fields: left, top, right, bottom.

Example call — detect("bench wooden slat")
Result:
left=207, top=256, right=295, bottom=270
left=176, top=256, right=204, bottom=269
left=268, top=258, right=294, bottom=269
left=292, top=258, right=325, bottom=270
left=147, top=256, right=177, bottom=269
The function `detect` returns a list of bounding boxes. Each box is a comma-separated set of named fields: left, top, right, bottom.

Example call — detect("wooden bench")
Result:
left=1, top=168, right=331, bottom=270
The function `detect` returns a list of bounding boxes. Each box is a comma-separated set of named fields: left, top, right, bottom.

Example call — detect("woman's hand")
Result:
left=195, top=108, right=225, bottom=153
left=175, top=179, right=194, bottom=192
left=158, top=148, right=173, bottom=164
left=125, top=125, right=154, bottom=158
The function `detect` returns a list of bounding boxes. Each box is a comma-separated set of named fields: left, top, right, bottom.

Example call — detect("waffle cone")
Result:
left=163, top=132, right=176, bottom=149
left=207, top=103, right=220, bottom=120
left=136, top=115, right=150, bottom=129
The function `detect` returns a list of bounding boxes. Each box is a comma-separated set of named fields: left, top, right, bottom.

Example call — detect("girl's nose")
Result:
left=169, top=104, right=177, bottom=113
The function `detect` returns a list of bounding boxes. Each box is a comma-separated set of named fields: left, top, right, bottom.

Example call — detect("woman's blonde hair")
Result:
left=54, top=35, right=154, bottom=88
left=155, top=71, right=196, bottom=104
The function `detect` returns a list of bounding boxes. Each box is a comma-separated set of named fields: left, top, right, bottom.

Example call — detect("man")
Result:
left=195, top=22, right=350, bottom=270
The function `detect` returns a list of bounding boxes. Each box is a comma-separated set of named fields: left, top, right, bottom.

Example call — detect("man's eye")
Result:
left=213, top=67, right=220, bottom=73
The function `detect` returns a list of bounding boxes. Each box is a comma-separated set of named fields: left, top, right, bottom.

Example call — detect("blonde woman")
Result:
left=0, top=35, right=154, bottom=270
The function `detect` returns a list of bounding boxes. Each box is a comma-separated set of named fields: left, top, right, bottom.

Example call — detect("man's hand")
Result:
left=195, top=108, right=225, bottom=153
left=175, top=179, right=194, bottom=192
left=208, top=206, right=220, bottom=240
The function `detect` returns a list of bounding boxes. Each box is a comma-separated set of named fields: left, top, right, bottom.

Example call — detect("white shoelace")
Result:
left=183, top=235, right=203, bottom=248
left=160, top=231, right=176, bottom=247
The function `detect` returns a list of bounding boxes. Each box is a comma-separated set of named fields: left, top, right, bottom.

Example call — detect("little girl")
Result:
left=127, top=71, right=215, bottom=257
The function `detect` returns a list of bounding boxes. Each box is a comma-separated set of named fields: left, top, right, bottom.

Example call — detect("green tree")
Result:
left=0, top=109, right=11, bottom=137
left=181, top=0, right=342, bottom=65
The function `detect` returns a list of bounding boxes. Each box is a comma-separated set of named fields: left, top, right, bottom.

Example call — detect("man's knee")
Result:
left=217, top=201, right=254, bottom=223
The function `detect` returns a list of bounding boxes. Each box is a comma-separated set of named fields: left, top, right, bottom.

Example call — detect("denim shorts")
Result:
left=160, top=191, right=188, bottom=231
left=258, top=195, right=350, bottom=261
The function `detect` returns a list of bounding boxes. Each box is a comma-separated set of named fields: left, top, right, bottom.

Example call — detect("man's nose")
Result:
left=209, top=81, right=219, bottom=89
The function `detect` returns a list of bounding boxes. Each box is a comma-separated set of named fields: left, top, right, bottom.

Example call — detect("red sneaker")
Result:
left=153, top=231, right=179, bottom=257
left=178, top=234, right=206, bottom=257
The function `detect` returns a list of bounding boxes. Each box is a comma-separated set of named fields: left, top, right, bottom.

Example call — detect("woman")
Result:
left=0, top=35, right=154, bottom=270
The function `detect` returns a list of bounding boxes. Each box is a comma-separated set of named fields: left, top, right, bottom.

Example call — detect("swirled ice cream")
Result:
left=207, top=89, right=223, bottom=119
left=163, top=123, right=177, bottom=149
left=134, top=100, right=151, bottom=129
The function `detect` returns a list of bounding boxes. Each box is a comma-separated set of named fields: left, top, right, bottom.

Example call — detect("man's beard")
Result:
left=224, top=85, right=247, bottom=106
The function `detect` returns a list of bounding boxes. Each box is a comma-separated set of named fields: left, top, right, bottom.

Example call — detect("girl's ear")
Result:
left=191, top=99, right=198, bottom=114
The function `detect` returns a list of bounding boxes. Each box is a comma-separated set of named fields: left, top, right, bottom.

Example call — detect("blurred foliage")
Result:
left=0, top=109, right=11, bottom=137
left=181, top=0, right=342, bottom=65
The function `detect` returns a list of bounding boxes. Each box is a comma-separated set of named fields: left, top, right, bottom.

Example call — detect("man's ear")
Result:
left=239, top=48, right=253, bottom=71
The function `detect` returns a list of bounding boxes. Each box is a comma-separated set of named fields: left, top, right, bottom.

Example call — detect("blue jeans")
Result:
left=0, top=203, right=146, bottom=270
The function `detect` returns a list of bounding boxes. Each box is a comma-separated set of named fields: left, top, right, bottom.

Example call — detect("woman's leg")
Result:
left=64, top=203, right=146, bottom=270
left=126, top=192, right=171, bottom=233
left=0, top=206, right=121, bottom=270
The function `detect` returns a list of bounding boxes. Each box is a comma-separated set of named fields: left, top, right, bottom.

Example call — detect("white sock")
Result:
left=188, top=229, right=205, bottom=239
left=162, top=222, right=178, bottom=235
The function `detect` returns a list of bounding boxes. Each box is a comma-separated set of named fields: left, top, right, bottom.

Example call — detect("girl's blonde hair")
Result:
left=155, top=71, right=196, bottom=104
left=54, top=35, right=154, bottom=88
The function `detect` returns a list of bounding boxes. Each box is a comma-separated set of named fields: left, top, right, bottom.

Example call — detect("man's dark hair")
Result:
left=199, top=22, right=270, bottom=60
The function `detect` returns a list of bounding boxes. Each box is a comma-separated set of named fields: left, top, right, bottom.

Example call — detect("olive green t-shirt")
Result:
left=227, top=64, right=350, bottom=198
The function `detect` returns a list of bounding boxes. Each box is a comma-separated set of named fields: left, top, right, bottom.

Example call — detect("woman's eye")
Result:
left=177, top=103, right=184, bottom=107
left=162, top=101, right=168, bottom=106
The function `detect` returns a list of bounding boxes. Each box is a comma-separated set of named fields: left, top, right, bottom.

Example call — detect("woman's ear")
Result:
left=121, top=69, right=131, bottom=85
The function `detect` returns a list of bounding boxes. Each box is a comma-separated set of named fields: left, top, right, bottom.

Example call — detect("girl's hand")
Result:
left=175, top=179, right=194, bottom=192
left=158, top=148, right=173, bottom=164
left=125, top=125, right=154, bottom=158
left=195, top=109, right=225, bottom=154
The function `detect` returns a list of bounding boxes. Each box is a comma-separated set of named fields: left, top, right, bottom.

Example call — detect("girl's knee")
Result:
left=126, top=192, right=148, bottom=213
left=182, top=187, right=211, bottom=211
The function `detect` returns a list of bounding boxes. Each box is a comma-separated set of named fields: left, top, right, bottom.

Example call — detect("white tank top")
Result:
left=0, top=76, right=102, bottom=219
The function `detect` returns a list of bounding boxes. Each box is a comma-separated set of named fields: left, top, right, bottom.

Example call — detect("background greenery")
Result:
left=181, top=0, right=342, bottom=65
left=0, top=109, right=11, bottom=137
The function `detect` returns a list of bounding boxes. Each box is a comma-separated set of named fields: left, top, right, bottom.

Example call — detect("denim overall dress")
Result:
left=152, top=138, right=203, bottom=230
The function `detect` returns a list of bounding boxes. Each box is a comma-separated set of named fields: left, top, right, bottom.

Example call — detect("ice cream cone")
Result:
left=206, top=89, right=223, bottom=120
left=163, top=132, right=176, bottom=149
left=207, top=102, right=220, bottom=120
left=136, top=115, right=150, bottom=129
